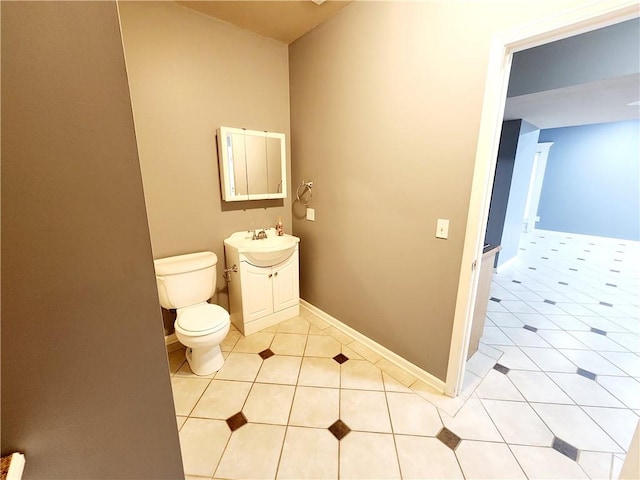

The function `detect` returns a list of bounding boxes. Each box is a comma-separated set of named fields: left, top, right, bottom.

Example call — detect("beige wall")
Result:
left=119, top=2, right=291, bottom=309
left=1, top=2, right=183, bottom=477
left=289, top=0, right=585, bottom=381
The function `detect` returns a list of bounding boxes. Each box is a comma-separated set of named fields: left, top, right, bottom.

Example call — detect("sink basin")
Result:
left=224, top=229, right=300, bottom=266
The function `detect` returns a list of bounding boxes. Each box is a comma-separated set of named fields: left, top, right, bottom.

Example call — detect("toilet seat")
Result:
left=175, top=304, right=229, bottom=337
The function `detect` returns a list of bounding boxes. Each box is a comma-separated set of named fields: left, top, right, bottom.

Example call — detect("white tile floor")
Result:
left=168, top=229, right=639, bottom=479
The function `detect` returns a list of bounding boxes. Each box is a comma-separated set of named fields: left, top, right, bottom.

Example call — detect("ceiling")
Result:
left=178, top=1, right=351, bottom=44
left=504, top=73, right=640, bottom=129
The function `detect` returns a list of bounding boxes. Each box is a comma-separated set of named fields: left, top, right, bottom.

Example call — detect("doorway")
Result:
left=446, top=1, right=639, bottom=397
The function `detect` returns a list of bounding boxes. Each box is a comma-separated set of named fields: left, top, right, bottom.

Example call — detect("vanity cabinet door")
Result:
left=242, top=262, right=274, bottom=322
left=272, top=252, right=299, bottom=313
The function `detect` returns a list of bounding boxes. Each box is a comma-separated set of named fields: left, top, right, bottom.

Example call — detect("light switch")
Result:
left=306, top=208, right=315, bottom=221
left=436, top=218, right=449, bottom=239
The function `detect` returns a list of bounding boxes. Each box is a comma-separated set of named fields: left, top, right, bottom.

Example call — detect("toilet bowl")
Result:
left=174, top=303, right=230, bottom=375
left=153, top=251, right=230, bottom=376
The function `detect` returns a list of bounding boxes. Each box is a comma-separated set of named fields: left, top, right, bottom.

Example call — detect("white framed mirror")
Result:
left=216, top=126, right=286, bottom=201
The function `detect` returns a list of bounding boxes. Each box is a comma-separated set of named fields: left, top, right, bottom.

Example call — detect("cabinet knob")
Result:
left=274, top=271, right=278, bottom=276
left=269, top=273, right=273, bottom=278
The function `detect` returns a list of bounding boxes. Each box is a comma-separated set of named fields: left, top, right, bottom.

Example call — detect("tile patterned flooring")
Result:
left=168, top=229, right=639, bottom=479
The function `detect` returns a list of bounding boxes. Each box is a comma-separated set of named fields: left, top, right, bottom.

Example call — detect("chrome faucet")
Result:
left=252, top=229, right=268, bottom=240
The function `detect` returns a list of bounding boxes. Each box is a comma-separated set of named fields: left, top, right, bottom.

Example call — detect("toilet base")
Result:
left=185, top=344, right=225, bottom=376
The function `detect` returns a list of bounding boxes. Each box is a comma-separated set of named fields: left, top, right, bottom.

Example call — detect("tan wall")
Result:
left=119, top=1, right=292, bottom=309
left=289, top=0, right=585, bottom=381
left=1, top=2, right=183, bottom=477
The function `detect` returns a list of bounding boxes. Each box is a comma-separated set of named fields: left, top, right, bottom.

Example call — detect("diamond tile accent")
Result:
left=541, top=256, right=549, bottom=260
left=328, top=419, right=350, bottom=440
left=259, top=348, right=275, bottom=360
left=436, top=427, right=461, bottom=450
left=577, top=258, right=586, bottom=261
left=599, top=301, right=613, bottom=308
left=590, top=328, right=607, bottom=336
left=523, top=325, right=538, bottom=333
left=489, top=297, right=501, bottom=303
left=569, top=268, right=578, bottom=271
left=226, top=411, right=248, bottom=432
left=333, top=353, right=349, bottom=364
left=551, top=248, right=558, bottom=251
left=558, top=281, right=569, bottom=285
left=610, top=269, right=620, bottom=273
left=493, top=363, right=510, bottom=375
left=576, top=368, right=597, bottom=381
left=552, top=436, right=579, bottom=461
left=605, top=283, right=617, bottom=287
left=512, top=280, right=522, bottom=284
left=544, top=299, right=556, bottom=305
left=528, top=267, right=537, bottom=270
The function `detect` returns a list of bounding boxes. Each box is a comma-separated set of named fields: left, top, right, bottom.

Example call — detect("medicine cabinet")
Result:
left=216, top=126, right=287, bottom=201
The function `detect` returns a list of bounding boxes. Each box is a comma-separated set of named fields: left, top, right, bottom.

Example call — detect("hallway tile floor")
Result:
left=169, top=229, right=639, bottom=479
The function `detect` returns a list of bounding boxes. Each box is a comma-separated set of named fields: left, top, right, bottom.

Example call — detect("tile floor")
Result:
left=168, top=229, right=639, bottom=479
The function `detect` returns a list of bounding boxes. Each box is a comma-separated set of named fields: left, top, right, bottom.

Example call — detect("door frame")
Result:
left=444, top=0, right=639, bottom=397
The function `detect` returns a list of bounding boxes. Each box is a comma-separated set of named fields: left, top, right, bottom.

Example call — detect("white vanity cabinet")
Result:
left=224, top=230, right=300, bottom=335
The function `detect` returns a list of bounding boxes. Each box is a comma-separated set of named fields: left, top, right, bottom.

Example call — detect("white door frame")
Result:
left=445, top=0, right=639, bottom=397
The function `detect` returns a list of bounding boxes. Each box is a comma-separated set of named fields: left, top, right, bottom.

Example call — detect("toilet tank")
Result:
left=153, top=251, right=218, bottom=309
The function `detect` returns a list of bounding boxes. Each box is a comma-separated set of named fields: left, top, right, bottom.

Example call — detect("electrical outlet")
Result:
left=306, top=208, right=315, bottom=221
left=436, top=218, right=449, bottom=239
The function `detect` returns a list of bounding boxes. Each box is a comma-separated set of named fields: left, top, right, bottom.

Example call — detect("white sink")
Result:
left=224, top=229, right=300, bottom=266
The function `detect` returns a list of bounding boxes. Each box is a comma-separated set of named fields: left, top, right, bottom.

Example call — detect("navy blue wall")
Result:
left=537, top=120, right=640, bottom=241
left=485, top=120, right=540, bottom=267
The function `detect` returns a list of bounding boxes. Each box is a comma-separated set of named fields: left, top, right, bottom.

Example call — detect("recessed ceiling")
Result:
left=177, top=1, right=352, bottom=44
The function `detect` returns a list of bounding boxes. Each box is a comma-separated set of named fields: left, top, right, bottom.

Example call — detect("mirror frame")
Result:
left=216, top=126, right=287, bottom=202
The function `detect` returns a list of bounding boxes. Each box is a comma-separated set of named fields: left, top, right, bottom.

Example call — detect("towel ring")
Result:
left=296, top=181, right=313, bottom=207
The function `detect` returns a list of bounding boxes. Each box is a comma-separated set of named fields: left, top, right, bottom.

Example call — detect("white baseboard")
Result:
left=300, top=299, right=445, bottom=393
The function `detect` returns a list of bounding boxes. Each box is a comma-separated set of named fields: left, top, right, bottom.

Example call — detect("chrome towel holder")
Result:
left=296, top=181, right=313, bottom=206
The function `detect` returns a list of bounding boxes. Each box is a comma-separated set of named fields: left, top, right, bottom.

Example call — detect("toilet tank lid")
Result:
left=154, top=251, right=217, bottom=276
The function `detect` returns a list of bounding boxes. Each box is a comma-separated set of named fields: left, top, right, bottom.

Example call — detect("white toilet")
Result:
left=153, top=251, right=230, bottom=376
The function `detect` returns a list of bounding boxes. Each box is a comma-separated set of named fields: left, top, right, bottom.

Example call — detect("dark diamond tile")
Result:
left=584, top=250, right=591, bottom=253
left=589, top=243, right=596, bottom=246
left=523, top=325, right=538, bottom=333
left=437, top=428, right=461, bottom=450
left=512, top=280, right=522, bottom=284
left=519, top=248, right=526, bottom=251
left=333, top=353, right=349, bottom=364
left=569, top=268, right=578, bottom=271
left=542, top=257, right=549, bottom=260
left=560, top=242, right=566, bottom=245
left=226, top=411, right=248, bottom=432
left=590, top=327, right=607, bottom=336
left=614, top=259, right=623, bottom=262
left=528, top=267, right=537, bottom=270
left=328, top=419, right=350, bottom=440
left=577, top=258, right=586, bottom=261
left=577, top=368, right=597, bottom=381
left=558, top=281, right=569, bottom=286
left=551, top=248, right=559, bottom=251
left=259, top=348, right=275, bottom=360
left=490, top=297, right=502, bottom=303
left=552, top=437, right=579, bottom=461
left=610, top=269, right=620, bottom=273
left=539, top=236, right=545, bottom=238
left=599, top=301, right=613, bottom=308
left=493, top=363, right=510, bottom=374
left=606, top=283, right=617, bottom=288
left=544, top=299, right=556, bottom=305
left=530, top=241, right=537, bottom=244
left=616, top=250, right=624, bottom=254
